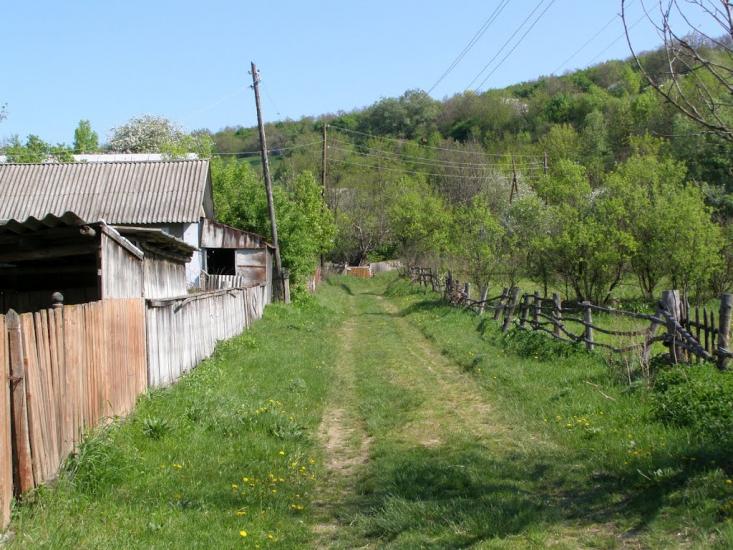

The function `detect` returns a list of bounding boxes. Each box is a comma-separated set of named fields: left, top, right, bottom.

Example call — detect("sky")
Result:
left=0, top=0, right=711, bottom=145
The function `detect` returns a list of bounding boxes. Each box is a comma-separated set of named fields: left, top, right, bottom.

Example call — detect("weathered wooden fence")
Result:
left=407, top=267, right=733, bottom=369
left=199, top=272, right=252, bottom=290
left=146, top=285, right=267, bottom=387
left=346, top=266, right=372, bottom=279
left=0, top=299, right=146, bottom=529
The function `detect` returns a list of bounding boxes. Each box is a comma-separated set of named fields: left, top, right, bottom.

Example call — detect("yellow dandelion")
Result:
left=242, top=477, right=249, bottom=482
left=239, top=530, right=248, bottom=537
left=267, top=533, right=275, bottom=540
left=726, top=479, right=732, bottom=485
left=231, top=484, right=239, bottom=490
left=235, top=510, right=247, bottom=517
left=271, top=489, right=277, bottom=494
left=278, top=450, right=286, bottom=456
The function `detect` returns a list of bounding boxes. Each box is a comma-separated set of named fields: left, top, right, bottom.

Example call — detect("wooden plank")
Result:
left=6, top=310, right=33, bottom=493
left=0, top=315, right=13, bottom=529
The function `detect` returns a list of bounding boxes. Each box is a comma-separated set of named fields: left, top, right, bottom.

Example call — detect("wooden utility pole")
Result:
left=321, top=124, right=327, bottom=197
left=250, top=62, right=284, bottom=296
left=509, top=155, right=519, bottom=203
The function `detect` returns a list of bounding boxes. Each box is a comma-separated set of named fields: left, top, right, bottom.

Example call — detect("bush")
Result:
left=652, top=366, right=733, bottom=441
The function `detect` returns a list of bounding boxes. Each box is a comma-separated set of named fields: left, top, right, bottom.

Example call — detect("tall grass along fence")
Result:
left=407, top=266, right=733, bottom=370
left=146, top=285, right=266, bottom=387
left=0, top=283, right=269, bottom=530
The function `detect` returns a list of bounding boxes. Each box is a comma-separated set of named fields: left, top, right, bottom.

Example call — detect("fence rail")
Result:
left=407, top=266, right=732, bottom=369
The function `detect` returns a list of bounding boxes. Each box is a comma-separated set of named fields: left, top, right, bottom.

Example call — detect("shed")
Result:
left=0, top=212, right=195, bottom=313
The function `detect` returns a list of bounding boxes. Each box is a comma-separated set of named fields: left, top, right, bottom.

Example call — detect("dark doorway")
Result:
left=206, top=249, right=236, bottom=275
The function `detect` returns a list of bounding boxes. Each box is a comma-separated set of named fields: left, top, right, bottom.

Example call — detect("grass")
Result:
left=5, top=273, right=733, bottom=548
left=7, top=292, right=348, bottom=548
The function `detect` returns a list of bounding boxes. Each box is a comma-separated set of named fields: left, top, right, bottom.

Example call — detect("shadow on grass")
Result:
left=344, top=438, right=733, bottom=547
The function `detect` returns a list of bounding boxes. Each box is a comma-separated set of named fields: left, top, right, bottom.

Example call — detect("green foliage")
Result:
left=211, top=158, right=335, bottom=291
left=141, top=416, right=172, bottom=440
left=73, top=120, right=99, bottom=153
left=652, top=367, right=733, bottom=442
left=5, top=134, right=74, bottom=163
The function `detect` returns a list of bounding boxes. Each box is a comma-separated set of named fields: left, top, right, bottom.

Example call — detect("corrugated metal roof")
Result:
left=0, top=160, right=211, bottom=224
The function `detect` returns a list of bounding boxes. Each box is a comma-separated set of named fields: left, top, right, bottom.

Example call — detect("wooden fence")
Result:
left=0, top=299, right=146, bottom=529
left=407, top=267, right=733, bottom=369
left=199, top=272, right=252, bottom=290
left=346, top=266, right=372, bottom=279
left=146, top=285, right=267, bottom=388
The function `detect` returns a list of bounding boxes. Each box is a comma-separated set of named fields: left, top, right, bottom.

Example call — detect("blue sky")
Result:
left=0, top=1, right=700, bottom=145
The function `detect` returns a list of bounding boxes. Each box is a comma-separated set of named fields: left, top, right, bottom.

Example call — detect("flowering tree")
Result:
left=108, top=115, right=212, bottom=157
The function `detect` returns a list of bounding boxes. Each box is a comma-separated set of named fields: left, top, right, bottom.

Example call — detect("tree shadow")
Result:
left=340, top=437, right=733, bottom=547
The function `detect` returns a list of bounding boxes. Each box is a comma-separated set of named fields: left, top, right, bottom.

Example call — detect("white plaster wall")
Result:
left=182, top=222, right=203, bottom=287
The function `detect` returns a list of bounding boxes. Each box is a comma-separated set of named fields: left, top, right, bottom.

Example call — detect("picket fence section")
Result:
left=146, top=285, right=267, bottom=388
left=408, top=267, right=733, bottom=369
left=0, top=284, right=269, bottom=530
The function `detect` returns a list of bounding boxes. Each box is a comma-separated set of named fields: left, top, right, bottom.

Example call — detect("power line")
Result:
left=475, top=0, right=559, bottom=91
left=327, top=124, right=539, bottom=157
left=328, top=138, right=542, bottom=167
left=427, top=0, right=511, bottom=95
left=328, top=157, right=542, bottom=180
left=465, top=0, right=548, bottom=90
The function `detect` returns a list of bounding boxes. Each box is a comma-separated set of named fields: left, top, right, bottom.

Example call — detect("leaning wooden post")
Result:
left=502, top=287, right=521, bottom=332
left=532, top=291, right=541, bottom=329
left=661, top=290, right=683, bottom=364
left=464, top=282, right=470, bottom=300
left=718, top=293, right=732, bottom=370
left=6, top=310, right=34, bottom=494
left=643, top=295, right=666, bottom=365
left=552, top=293, right=562, bottom=338
left=582, top=301, right=594, bottom=351
left=493, top=287, right=509, bottom=321
left=518, top=294, right=530, bottom=328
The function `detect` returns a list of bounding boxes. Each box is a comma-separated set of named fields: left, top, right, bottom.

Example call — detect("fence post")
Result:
left=661, top=290, right=684, bottom=364
left=532, top=291, right=541, bottom=329
left=518, top=294, right=529, bottom=328
left=464, top=282, right=470, bottom=301
left=6, top=310, right=34, bottom=494
left=502, top=287, right=521, bottom=332
left=718, top=293, right=732, bottom=370
left=493, top=287, right=509, bottom=321
left=444, top=271, right=452, bottom=300
left=478, top=286, right=489, bottom=315
left=582, top=301, right=594, bottom=351
left=552, top=293, right=562, bottom=338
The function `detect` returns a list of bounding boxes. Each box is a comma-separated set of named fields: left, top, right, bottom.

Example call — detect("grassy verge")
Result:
left=7, top=290, right=347, bottom=549
left=382, top=274, right=733, bottom=548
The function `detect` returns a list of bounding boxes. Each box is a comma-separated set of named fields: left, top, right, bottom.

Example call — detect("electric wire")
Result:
left=327, top=157, right=542, bottom=179
left=327, top=124, right=539, bottom=157
left=427, top=0, right=511, bottom=94
left=475, top=0, right=559, bottom=91
left=465, top=0, right=548, bottom=90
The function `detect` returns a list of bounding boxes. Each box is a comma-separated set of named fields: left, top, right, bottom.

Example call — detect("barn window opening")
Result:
left=206, top=249, right=236, bottom=275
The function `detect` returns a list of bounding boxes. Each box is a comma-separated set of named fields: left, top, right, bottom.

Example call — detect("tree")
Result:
left=73, top=120, right=99, bottom=153
left=5, top=135, right=73, bottom=163
left=211, top=158, right=334, bottom=293
left=451, top=196, right=504, bottom=302
left=0, top=103, right=6, bottom=123
left=622, top=0, right=733, bottom=141
left=108, top=115, right=213, bottom=157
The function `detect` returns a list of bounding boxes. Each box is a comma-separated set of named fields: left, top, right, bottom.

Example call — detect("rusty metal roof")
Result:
left=0, top=160, right=211, bottom=224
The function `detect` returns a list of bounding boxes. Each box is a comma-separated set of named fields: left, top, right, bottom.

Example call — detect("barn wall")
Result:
left=101, top=233, right=144, bottom=299
left=235, top=249, right=268, bottom=287
left=144, top=257, right=188, bottom=299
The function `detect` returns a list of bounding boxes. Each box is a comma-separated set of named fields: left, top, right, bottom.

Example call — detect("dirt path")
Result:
left=311, top=311, right=372, bottom=546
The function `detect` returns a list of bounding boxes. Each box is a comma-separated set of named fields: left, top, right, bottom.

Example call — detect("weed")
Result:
left=141, top=416, right=172, bottom=440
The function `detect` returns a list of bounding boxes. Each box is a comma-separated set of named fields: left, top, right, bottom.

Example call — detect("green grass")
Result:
left=7, top=291, right=348, bottom=548
left=378, top=274, right=733, bottom=548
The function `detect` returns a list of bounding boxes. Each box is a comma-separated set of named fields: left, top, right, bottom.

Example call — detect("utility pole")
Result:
left=250, top=61, right=285, bottom=298
left=321, top=124, right=328, bottom=197
left=509, top=155, right=519, bottom=204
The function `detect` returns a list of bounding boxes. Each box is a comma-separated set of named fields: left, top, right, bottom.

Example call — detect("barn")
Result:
left=0, top=160, right=274, bottom=296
